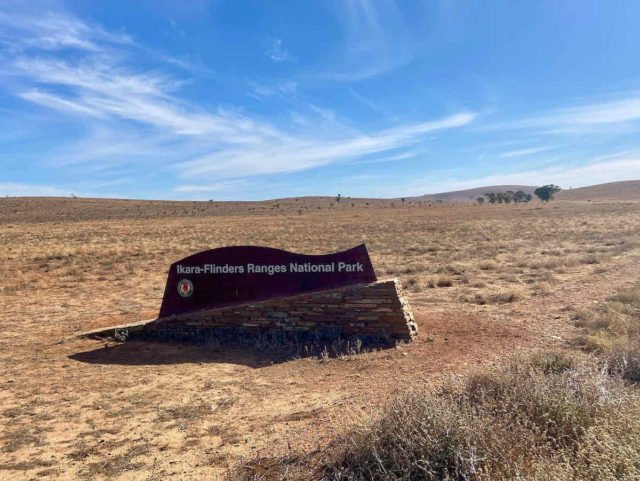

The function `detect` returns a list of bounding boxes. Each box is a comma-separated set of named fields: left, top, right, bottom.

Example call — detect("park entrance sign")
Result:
left=159, top=244, right=377, bottom=317
left=82, top=244, right=417, bottom=343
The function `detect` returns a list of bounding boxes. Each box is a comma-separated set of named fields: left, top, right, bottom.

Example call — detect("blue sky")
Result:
left=1, top=0, right=640, bottom=200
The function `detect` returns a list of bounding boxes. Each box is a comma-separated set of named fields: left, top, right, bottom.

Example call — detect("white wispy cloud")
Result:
left=11, top=57, right=286, bottom=141
left=352, top=150, right=417, bottom=164
left=0, top=7, right=475, bottom=186
left=19, top=89, right=105, bottom=117
left=327, top=0, right=413, bottom=81
left=43, top=126, right=190, bottom=170
left=0, top=181, right=111, bottom=197
left=349, top=88, right=391, bottom=116
left=264, top=37, right=292, bottom=62
left=484, top=95, right=640, bottom=134
left=498, top=146, right=555, bottom=158
left=550, top=97, right=640, bottom=125
left=0, top=10, right=130, bottom=52
left=178, top=113, right=475, bottom=178
left=13, top=53, right=472, bottom=178
left=246, top=80, right=298, bottom=100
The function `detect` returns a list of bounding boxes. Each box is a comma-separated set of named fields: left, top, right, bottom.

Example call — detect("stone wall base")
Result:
left=82, top=278, right=417, bottom=343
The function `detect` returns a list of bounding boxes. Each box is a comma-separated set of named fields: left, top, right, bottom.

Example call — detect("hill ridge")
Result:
left=410, top=185, right=538, bottom=202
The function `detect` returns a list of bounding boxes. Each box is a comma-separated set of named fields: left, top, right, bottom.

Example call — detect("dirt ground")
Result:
left=1, top=200, right=640, bottom=480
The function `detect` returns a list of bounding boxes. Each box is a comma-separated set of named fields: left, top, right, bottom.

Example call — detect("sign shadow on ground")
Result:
left=69, top=340, right=295, bottom=368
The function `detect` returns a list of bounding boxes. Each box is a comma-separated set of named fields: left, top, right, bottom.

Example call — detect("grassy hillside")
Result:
left=556, top=180, right=640, bottom=202
left=410, top=185, right=538, bottom=203
left=2, top=181, right=639, bottom=224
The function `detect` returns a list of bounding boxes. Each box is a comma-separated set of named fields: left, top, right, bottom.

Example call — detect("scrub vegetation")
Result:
left=232, top=285, right=640, bottom=480
left=1, top=197, right=640, bottom=479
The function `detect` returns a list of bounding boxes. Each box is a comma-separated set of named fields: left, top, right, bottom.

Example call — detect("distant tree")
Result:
left=476, top=197, right=485, bottom=205
left=513, top=191, right=526, bottom=203
left=336, top=194, right=341, bottom=203
left=496, top=192, right=505, bottom=204
left=485, top=193, right=497, bottom=204
left=503, top=190, right=514, bottom=204
left=512, top=191, right=533, bottom=204
left=534, top=184, right=561, bottom=202
left=401, top=197, right=406, bottom=206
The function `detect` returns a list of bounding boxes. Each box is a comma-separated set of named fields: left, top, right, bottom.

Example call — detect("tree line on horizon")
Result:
left=477, top=185, right=561, bottom=205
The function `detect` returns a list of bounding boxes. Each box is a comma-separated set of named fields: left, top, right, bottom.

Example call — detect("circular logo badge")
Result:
left=177, top=279, right=194, bottom=298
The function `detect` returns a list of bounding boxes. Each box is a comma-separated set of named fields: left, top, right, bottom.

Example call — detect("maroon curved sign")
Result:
left=158, top=244, right=376, bottom=317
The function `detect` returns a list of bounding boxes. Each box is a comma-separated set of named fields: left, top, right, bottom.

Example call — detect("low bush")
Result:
left=230, top=353, right=640, bottom=481
left=493, top=286, right=524, bottom=303
left=435, top=275, right=453, bottom=287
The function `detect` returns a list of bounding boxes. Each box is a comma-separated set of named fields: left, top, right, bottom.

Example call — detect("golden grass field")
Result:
left=2, top=198, right=640, bottom=479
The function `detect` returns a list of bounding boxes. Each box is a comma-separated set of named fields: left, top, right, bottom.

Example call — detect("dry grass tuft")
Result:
left=493, top=286, right=525, bottom=303
left=435, top=275, right=454, bottom=287
left=155, top=401, right=216, bottom=429
left=2, top=426, right=42, bottom=453
left=574, top=285, right=640, bottom=382
left=79, top=441, right=149, bottom=480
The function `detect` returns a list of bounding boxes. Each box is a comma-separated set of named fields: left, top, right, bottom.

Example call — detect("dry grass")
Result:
left=79, top=441, right=150, bottom=480
left=231, top=354, right=640, bottom=481
left=2, top=201, right=638, bottom=313
left=574, top=284, right=640, bottom=382
left=2, top=199, right=640, bottom=479
left=231, top=279, right=640, bottom=481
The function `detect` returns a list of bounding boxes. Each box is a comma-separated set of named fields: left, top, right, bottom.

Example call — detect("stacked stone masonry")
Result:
left=146, top=278, right=417, bottom=341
